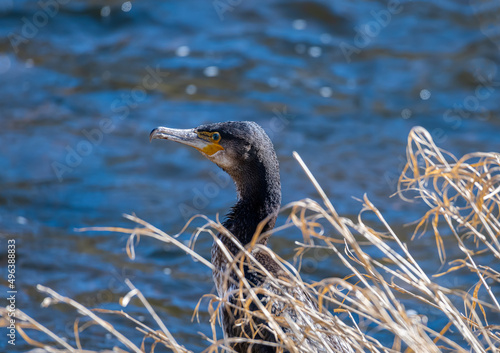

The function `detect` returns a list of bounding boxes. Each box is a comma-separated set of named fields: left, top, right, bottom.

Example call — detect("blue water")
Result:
left=1, top=0, right=499, bottom=351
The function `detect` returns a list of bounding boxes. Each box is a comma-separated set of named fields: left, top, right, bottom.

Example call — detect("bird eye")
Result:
left=212, top=132, right=221, bottom=142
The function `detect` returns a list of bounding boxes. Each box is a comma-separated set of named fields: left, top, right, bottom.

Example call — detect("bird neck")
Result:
left=222, top=163, right=281, bottom=249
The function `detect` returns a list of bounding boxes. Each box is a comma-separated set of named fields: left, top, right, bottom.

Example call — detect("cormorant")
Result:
left=150, top=121, right=353, bottom=353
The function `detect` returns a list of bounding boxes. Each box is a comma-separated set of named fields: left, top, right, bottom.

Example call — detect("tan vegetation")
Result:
left=2, top=127, right=499, bottom=352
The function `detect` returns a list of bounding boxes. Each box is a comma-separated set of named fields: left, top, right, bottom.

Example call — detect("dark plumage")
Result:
left=150, top=121, right=353, bottom=353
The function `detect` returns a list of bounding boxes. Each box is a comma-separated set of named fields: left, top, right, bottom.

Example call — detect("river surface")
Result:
left=1, top=0, right=499, bottom=351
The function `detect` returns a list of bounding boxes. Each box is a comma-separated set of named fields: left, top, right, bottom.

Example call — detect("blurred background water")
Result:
left=0, top=0, right=499, bottom=351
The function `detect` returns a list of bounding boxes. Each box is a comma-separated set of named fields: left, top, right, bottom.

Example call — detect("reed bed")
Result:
left=2, top=126, right=499, bottom=352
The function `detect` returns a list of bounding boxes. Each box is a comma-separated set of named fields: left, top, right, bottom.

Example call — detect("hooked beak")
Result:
left=149, top=126, right=223, bottom=156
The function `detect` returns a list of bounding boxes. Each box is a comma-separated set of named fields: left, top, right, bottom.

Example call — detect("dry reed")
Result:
left=2, top=127, right=499, bottom=352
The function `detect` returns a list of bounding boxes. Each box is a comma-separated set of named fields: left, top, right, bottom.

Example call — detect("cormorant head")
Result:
left=150, top=121, right=280, bottom=191
left=151, top=121, right=282, bottom=240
